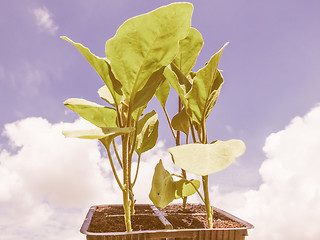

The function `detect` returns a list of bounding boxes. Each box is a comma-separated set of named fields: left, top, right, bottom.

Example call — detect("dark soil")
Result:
left=88, top=204, right=245, bottom=233
left=88, top=215, right=165, bottom=232
left=94, top=204, right=154, bottom=216
left=159, top=203, right=207, bottom=213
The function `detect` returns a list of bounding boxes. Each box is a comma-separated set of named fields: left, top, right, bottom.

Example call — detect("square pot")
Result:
left=80, top=204, right=254, bottom=240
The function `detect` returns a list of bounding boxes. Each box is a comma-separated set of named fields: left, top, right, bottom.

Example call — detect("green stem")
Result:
left=112, top=139, right=122, bottom=168
left=202, top=175, right=213, bottom=229
left=122, top=133, right=132, bottom=232
left=162, top=105, right=177, bottom=139
left=132, top=154, right=141, bottom=187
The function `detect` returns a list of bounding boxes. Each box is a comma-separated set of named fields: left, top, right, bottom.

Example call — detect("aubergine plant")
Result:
left=61, top=3, right=194, bottom=232
left=149, top=27, right=246, bottom=228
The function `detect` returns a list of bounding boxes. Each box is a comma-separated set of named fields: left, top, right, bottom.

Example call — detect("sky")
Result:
left=1, top=0, right=320, bottom=239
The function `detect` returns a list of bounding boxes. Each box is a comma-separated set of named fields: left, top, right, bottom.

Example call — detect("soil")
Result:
left=88, top=204, right=246, bottom=233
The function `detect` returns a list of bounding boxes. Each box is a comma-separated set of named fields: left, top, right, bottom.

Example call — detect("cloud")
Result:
left=0, top=117, right=176, bottom=239
left=3, top=104, right=320, bottom=240
left=0, top=117, right=118, bottom=239
left=32, top=7, right=58, bottom=35
left=212, top=104, right=320, bottom=240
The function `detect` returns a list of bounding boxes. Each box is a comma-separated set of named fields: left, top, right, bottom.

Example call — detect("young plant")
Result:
left=61, top=3, right=193, bottom=232
left=151, top=27, right=204, bottom=210
left=150, top=31, right=246, bottom=228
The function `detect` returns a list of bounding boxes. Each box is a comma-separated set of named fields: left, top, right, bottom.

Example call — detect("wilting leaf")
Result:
left=149, top=160, right=175, bottom=208
left=173, top=27, right=203, bottom=76
left=186, top=43, right=228, bottom=124
left=62, top=127, right=134, bottom=140
left=174, top=179, right=200, bottom=199
left=64, top=98, right=117, bottom=128
left=135, top=110, right=159, bottom=155
left=105, top=3, right=193, bottom=110
left=61, top=37, right=122, bottom=105
left=171, top=108, right=190, bottom=135
left=168, top=139, right=246, bottom=176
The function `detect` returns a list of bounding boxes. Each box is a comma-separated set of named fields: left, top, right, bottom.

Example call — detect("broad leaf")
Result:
left=173, top=27, right=203, bottom=76
left=204, top=70, right=224, bottom=119
left=166, top=67, right=189, bottom=110
left=186, top=43, right=228, bottom=124
left=149, top=160, right=175, bottom=208
left=132, top=67, right=166, bottom=112
left=168, top=139, right=246, bottom=176
left=171, top=108, right=190, bottom=135
left=61, top=37, right=122, bottom=105
left=155, top=79, right=170, bottom=108
left=62, top=127, right=134, bottom=140
left=135, top=110, right=159, bottom=155
left=64, top=98, right=117, bottom=128
left=105, top=3, right=193, bottom=110
left=174, top=179, right=200, bottom=199
left=98, top=85, right=115, bottom=106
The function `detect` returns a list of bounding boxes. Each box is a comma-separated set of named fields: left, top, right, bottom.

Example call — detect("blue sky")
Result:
left=1, top=1, right=320, bottom=239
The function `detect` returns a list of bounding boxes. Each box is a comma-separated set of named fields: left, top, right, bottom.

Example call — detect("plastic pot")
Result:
left=80, top=204, right=254, bottom=240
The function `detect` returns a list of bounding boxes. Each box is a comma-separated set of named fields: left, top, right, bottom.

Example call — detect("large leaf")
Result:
left=64, top=98, right=117, bottom=128
left=186, top=43, right=228, bottom=124
left=171, top=108, right=190, bottom=135
left=173, top=27, right=203, bottom=76
left=61, top=37, right=122, bottom=105
left=132, top=67, right=166, bottom=111
left=168, top=139, right=246, bottom=176
left=174, top=179, right=200, bottom=199
left=204, top=70, right=224, bottom=119
left=62, top=127, right=134, bottom=140
left=155, top=79, right=170, bottom=108
left=105, top=3, right=193, bottom=110
left=135, top=110, right=159, bottom=155
left=149, top=160, right=175, bottom=208
left=98, top=85, right=115, bottom=106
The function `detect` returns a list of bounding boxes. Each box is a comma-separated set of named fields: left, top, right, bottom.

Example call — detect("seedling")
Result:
left=61, top=3, right=193, bottom=232
left=149, top=29, right=246, bottom=228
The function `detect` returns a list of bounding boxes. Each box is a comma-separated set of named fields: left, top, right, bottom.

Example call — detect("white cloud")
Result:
left=3, top=104, right=320, bottom=240
left=32, top=7, right=58, bottom=35
left=0, top=117, right=118, bottom=239
left=212, top=104, right=320, bottom=240
left=0, top=117, right=175, bottom=239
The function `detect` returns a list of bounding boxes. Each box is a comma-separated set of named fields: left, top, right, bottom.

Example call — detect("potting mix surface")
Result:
left=88, top=204, right=245, bottom=233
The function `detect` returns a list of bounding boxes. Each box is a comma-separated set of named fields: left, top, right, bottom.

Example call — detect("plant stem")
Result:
left=162, top=105, right=177, bottom=139
left=112, top=139, right=122, bottom=168
left=202, top=175, right=213, bottom=229
left=122, top=133, right=132, bottom=232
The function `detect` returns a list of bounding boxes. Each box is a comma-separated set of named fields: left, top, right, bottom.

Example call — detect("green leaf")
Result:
left=64, top=98, right=117, bottom=128
left=61, top=36, right=122, bottom=105
left=155, top=79, right=170, bottom=108
left=98, top=85, right=115, bottom=106
left=62, top=127, right=134, bottom=140
left=204, top=70, right=224, bottom=119
left=174, top=179, right=200, bottom=199
left=132, top=67, right=166, bottom=112
left=168, top=139, right=246, bottom=176
left=171, top=108, right=190, bottom=135
left=166, top=67, right=189, bottom=110
left=149, top=160, right=175, bottom=208
left=186, top=43, right=228, bottom=124
left=105, top=3, right=193, bottom=110
left=135, top=110, right=159, bottom=155
left=173, top=27, right=203, bottom=76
